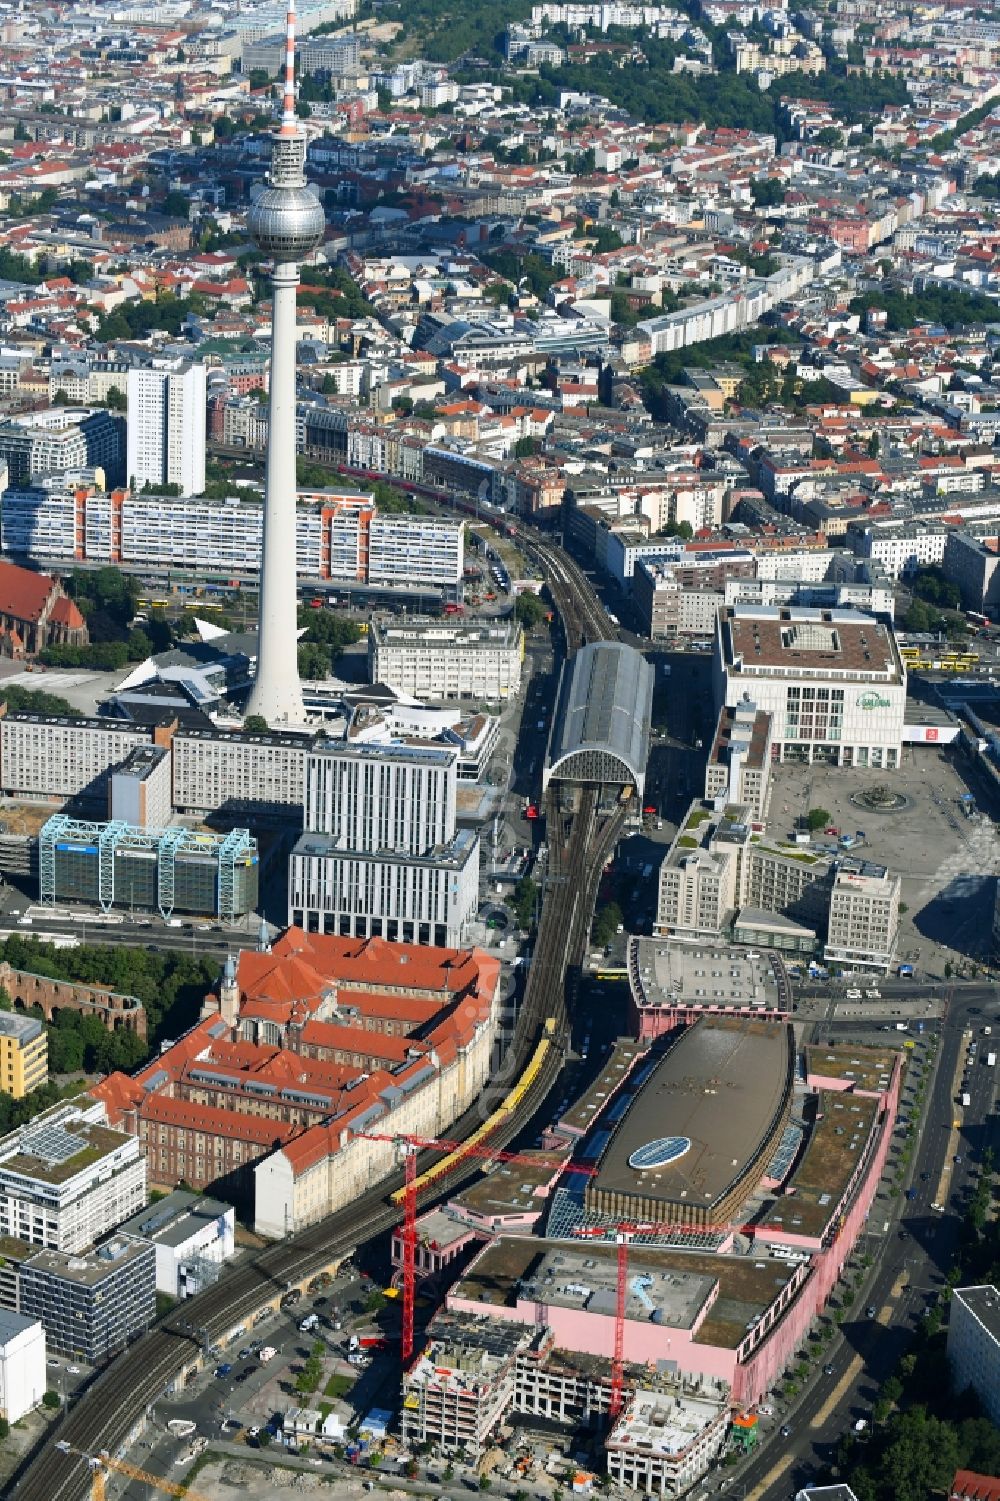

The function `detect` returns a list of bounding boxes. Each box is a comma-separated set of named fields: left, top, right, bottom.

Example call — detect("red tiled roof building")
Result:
left=91, top=927, right=501, bottom=1238
left=0, top=560, right=87, bottom=657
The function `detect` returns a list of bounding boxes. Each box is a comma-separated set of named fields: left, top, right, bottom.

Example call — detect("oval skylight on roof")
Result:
left=628, top=1136, right=691, bottom=1170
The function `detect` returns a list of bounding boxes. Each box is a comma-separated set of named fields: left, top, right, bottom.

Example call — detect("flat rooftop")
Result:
left=0, top=1308, right=40, bottom=1344
left=1, top=1116, right=132, bottom=1186
left=410, top=1310, right=540, bottom=1380
left=954, top=1285, right=1000, bottom=1345
left=722, top=607, right=901, bottom=681
left=118, top=1188, right=232, bottom=1250
left=556, top=1039, right=647, bottom=1137
left=629, top=938, right=784, bottom=1013
left=409, top=1208, right=478, bottom=1252
left=708, top=705, right=771, bottom=771
left=805, top=1044, right=897, bottom=1095
left=0, top=1012, right=43, bottom=1043
left=452, top=1238, right=801, bottom=1350
left=756, top=1092, right=879, bottom=1240
left=370, top=618, right=521, bottom=649
left=24, top=1235, right=151, bottom=1288
left=613, top=1387, right=728, bottom=1457
left=450, top=1152, right=568, bottom=1222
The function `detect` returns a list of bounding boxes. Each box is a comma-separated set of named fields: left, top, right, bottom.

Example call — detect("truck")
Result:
left=962, top=1093, right=971, bottom=1107
left=259, top=1346, right=277, bottom=1363
left=895, top=1023, right=908, bottom=1032
left=988, top=1052, right=997, bottom=1067
left=299, top=1313, right=319, bottom=1333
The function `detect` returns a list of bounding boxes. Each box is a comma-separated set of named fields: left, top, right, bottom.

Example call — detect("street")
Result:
left=722, top=986, right=998, bottom=1500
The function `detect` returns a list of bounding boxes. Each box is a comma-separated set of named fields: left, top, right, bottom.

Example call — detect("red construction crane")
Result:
left=575, top=1217, right=735, bottom=1421
left=358, top=1130, right=596, bottom=1366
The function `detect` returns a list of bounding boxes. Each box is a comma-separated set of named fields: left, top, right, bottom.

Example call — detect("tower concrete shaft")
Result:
left=245, top=260, right=306, bottom=725
left=244, top=0, right=325, bottom=727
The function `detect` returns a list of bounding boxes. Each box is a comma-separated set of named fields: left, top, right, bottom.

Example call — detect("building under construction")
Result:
left=38, top=815, right=258, bottom=921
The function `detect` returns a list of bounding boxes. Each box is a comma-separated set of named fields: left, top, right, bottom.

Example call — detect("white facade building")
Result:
left=0, top=1311, right=46, bottom=1422
left=0, top=714, right=154, bottom=802
left=127, top=358, right=207, bottom=497
left=0, top=1099, right=146, bottom=1255
left=118, top=1189, right=236, bottom=1299
left=1, top=485, right=463, bottom=588
left=288, top=827, right=480, bottom=946
left=304, top=741, right=457, bottom=854
left=369, top=618, right=523, bottom=702
left=714, top=606, right=907, bottom=769
left=171, top=728, right=311, bottom=815
left=290, top=738, right=479, bottom=944
left=824, top=867, right=901, bottom=973
left=947, top=1285, right=1000, bottom=1427
left=846, top=521, right=950, bottom=580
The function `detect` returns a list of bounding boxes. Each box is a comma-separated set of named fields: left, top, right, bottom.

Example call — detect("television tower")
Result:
left=244, top=0, right=324, bottom=725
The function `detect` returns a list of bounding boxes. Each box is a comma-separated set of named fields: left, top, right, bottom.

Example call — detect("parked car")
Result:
left=215, top=1364, right=232, bottom=1379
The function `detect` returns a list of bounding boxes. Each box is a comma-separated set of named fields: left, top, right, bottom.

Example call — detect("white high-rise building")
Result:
left=126, top=358, right=207, bottom=497
left=0, top=1098, right=147, bottom=1254
left=304, top=740, right=457, bottom=854
left=0, top=1312, right=46, bottom=1422
left=290, top=738, right=480, bottom=943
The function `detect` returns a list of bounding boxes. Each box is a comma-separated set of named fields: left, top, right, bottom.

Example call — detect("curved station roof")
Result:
left=543, top=640, right=653, bottom=798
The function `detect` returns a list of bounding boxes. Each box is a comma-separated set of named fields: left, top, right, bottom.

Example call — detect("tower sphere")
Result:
left=248, top=183, right=325, bottom=263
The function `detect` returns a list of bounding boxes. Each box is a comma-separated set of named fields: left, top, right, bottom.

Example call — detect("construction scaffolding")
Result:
left=38, top=816, right=259, bottom=920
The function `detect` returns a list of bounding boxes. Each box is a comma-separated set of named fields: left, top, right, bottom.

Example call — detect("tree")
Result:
left=0, top=684, right=81, bottom=717
left=514, top=592, right=546, bottom=630
left=911, top=566, right=961, bottom=610
left=805, top=807, right=831, bottom=831
left=875, top=1408, right=960, bottom=1501
left=42, top=1390, right=60, bottom=1409
left=162, top=190, right=190, bottom=219
left=298, top=641, right=330, bottom=680
left=257, top=1428, right=273, bottom=1447
left=513, top=435, right=539, bottom=458
left=0, top=1416, right=9, bottom=1441
left=511, top=877, right=538, bottom=931
left=592, top=901, right=623, bottom=947
left=479, top=1477, right=492, bottom=1491
left=243, top=714, right=269, bottom=734
left=365, top=1289, right=387, bottom=1313
left=104, top=386, right=126, bottom=411
left=52, top=389, right=71, bottom=406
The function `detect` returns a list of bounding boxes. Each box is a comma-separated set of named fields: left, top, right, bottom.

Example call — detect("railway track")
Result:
left=518, top=536, right=616, bottom=650
left=12, top=532, right=629, bottom=1501
left=12, top=812, right=621, bottom=1501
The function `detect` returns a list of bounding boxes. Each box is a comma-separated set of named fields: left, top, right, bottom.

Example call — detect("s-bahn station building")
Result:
left=544, top=640, right=654, bottom=802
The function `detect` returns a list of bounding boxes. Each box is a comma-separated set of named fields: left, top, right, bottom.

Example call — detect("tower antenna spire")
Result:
left=280, top=0, right=299, bottom=137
